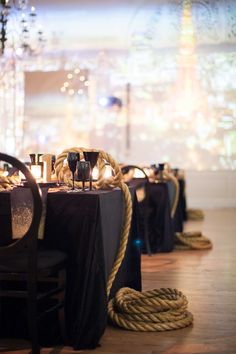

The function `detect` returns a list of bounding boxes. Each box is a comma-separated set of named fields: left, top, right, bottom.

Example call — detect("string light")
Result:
left=60, top=67, right=89, bottom=97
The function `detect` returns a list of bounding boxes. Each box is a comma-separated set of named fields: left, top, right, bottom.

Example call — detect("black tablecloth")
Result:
left=145, top=182, right=174, bottom=252
left=179, top=179, right=187, bottom=222
left=129, top=180, right=174, bottom=253
left=0, top=188, right=141, bottom=349
left=172, top=179, right=187, bottom=233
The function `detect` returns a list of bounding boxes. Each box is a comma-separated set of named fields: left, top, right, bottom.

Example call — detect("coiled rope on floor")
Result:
left=175, top=231, right=213, bottom=250
left=187, top=208, right=204, bottom=221
left=55, top=148, right=194, bottom=332
left=108, top=287, right=193, bottom=331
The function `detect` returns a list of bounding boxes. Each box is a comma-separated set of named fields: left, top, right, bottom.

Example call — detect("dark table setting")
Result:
left=0, top=187, right=141, bottom=349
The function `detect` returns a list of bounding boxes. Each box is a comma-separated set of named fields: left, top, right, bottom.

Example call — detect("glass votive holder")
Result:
left=30, top=164, right=43, bottom=182
left=104, top=164, right=113, bottom=179
left=76, top=161, right=91, bottom=190
left=92, top=166, right=99, bottom=180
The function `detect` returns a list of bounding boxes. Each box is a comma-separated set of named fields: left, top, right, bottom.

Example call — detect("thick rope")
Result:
left=108, top=287, right=193, bottom=331
left=106, top=181, right=132, bottom=296
left=175, top=231, right=212, bottom=250
left=0, top=174, right=19, bottom=191
left=187, top=208, right=204, bottom=221
left=55, top=148, right=194, bottom=332
left=149, top=170, right=179, bottom=219
left=163, top=171, right=179, bottom=218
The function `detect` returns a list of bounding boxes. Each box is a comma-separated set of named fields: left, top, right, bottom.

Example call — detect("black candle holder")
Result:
left=76, top=161, right=91, bottom=191
left=83, top=151, right=99, bottom=190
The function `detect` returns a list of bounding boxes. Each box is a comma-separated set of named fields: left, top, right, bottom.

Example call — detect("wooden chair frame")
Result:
left=0, top=153, right=66, bottom=354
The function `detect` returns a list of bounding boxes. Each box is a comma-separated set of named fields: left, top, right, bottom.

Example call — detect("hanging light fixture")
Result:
left=0, top=0, right=45, bottom=56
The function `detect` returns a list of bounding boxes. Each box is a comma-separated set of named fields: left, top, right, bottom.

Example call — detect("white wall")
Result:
left=185, top=170, right=236, bottom=209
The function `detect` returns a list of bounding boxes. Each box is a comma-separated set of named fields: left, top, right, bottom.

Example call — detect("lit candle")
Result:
left=92, top=166, right=99, bottom=180
left=143, top=167, right=151, bottom=177
left=133, top=169, right=144, bottom=178
left=104, top=165, right=112, bottom=179
left=30, top=165, right=42, bottom=181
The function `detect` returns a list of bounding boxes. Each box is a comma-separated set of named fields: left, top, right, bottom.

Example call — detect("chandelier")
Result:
left=0, top=0, right=45, bottom=56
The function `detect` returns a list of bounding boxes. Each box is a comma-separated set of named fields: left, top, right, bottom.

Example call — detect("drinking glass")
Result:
left=151, top=164, right=159, bottom=176
left=173, top=168, right=179, bottom=177
left=29, top=153, right=43, bottom=165
left=51, top=155, right=56, bottom=173
left=83, top=151, right=99, bottom=190
left=67, top=152, right=80, bottom=191
left=76, top=161, right=91, bottom=191
left=158, top=163, right=165, bottom=181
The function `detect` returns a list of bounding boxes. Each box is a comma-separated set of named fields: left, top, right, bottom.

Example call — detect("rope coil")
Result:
left=187, top=208, right=204, bottom=221
left=55, top=148, right=194, bottom=332
left=175, top=231, right=212, bottom=250
left=108, top=287, right=193, bottom=331
left=0, top=174, right=19, bottom=191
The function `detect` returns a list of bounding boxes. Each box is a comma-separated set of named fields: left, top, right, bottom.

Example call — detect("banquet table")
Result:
left=0, top=187, right=141, bottom=349
left=128, top=179, right=174, bottom=253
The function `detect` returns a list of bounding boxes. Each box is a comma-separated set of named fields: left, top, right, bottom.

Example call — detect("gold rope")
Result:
left=163, top=171, right=180, bottom=218
left=175, top=231, right=212, bottom=250
left=0, top=174, right=19, bottom=191
left=108, top=287, right=193, bottom=331
left=187, top=208, right=204, bottom=221
left=149, top=171, right=180, bottom=219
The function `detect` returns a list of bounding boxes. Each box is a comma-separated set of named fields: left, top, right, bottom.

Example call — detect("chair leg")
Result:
left=58, top=269, right=67, bottom=344
left=27, top=281, right=40, bottom=354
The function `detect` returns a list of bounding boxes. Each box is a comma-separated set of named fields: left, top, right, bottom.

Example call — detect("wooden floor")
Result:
left=1, top=209, right=236, bottom=353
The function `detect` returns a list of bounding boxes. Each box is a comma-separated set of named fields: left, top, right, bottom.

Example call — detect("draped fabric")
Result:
left=129, top=181, right=175, bottom=253
left=144, top=182, right=174, bottom=253
left=0, top=188, right=141, bottom=350
left=173, top=179, right=187, bottom=233
left=43, top=189, right=141, bottom=349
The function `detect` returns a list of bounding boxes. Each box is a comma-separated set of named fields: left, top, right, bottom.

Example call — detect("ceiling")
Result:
left=34, top=0, right=236, bottom=55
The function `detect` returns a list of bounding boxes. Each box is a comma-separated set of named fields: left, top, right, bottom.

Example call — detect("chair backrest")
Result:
left=121, top=164, right=149, bottom=184
left=0, top=153, right=42, bottom=254
left=121, top=165, right=149, bottom=200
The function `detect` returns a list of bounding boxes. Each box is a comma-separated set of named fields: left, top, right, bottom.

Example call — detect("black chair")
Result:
left=121, top=165, right=151, bottom=256
left=0, top=153, right=67, bottom=354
